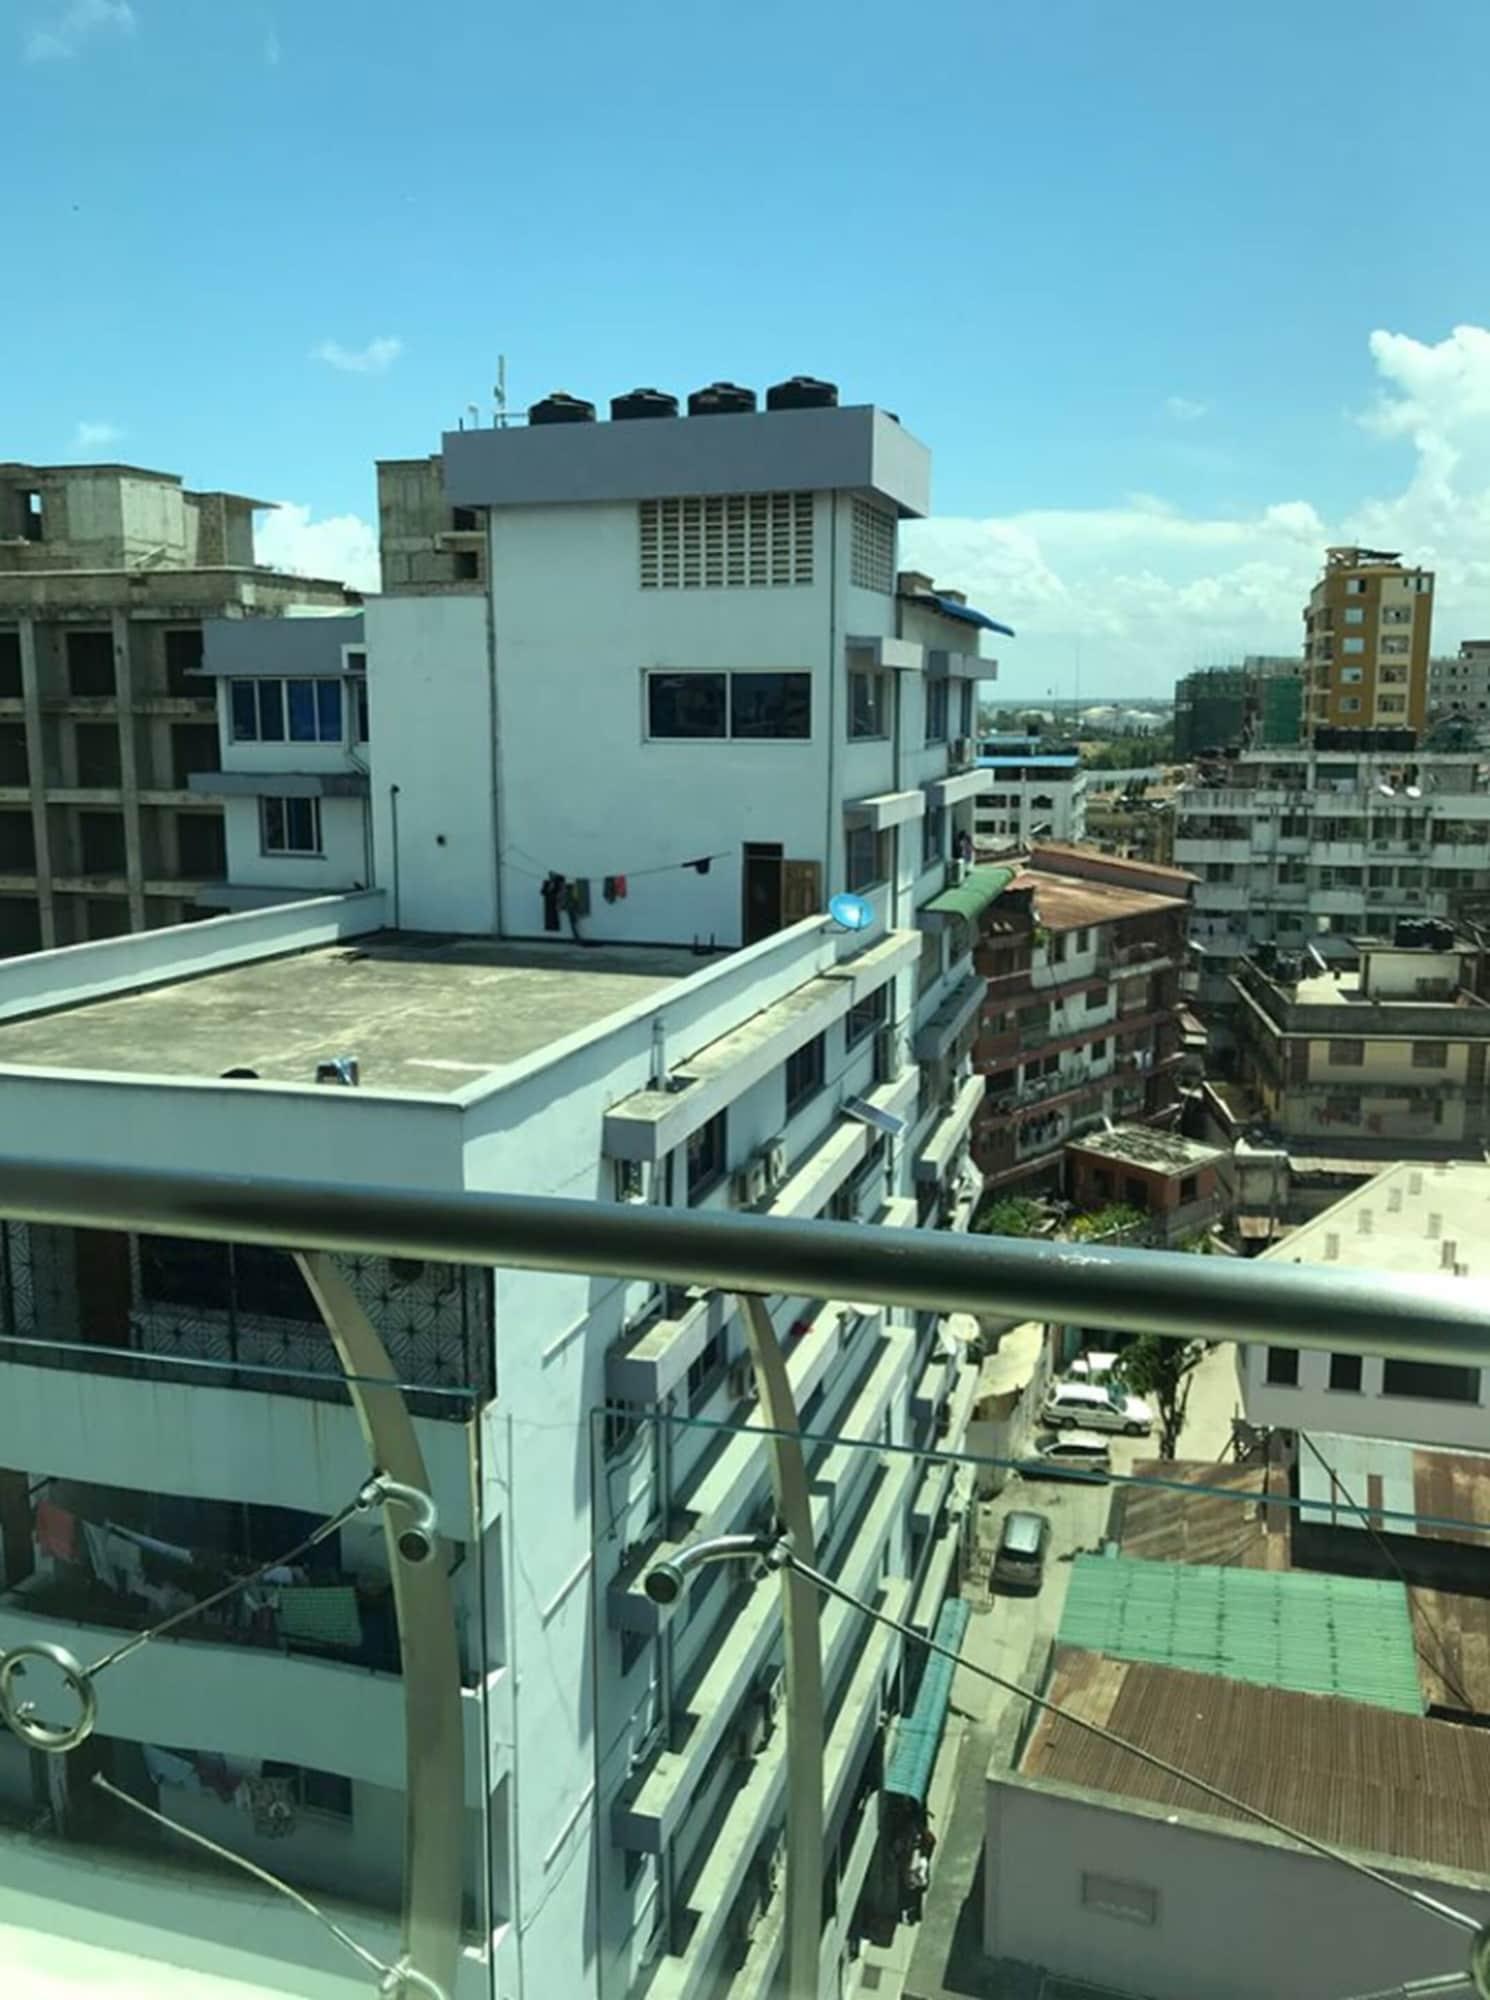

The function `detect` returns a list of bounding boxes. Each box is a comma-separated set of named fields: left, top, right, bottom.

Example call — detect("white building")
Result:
left=1238, top=1160, right=1490, bottom=1449
left=0, top=387, right=1005, bottom=2000
left=1174, top=744, right=1490, bottom=1007
left=971, top=739, right=1087, bottom=852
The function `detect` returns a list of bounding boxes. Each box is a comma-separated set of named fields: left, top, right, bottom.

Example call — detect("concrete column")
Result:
left=111, top=611, right=146, bottom=930
left=17, top=616, right=56, bottom=948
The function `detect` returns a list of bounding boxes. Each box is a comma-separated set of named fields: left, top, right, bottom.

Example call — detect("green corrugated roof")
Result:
left=921, top=864, right=1015, bottom=922
left=1057, top=1555, right=1422, bottom=1714
left=884, top=1596, right=971, bottom=1802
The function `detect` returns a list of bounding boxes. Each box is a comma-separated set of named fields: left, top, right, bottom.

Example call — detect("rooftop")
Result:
left=1109, top=1459, right=1288, bottom=1570
left=1054, top=1555, right=1422, bottom=1713
left=1065, top=1125, right=1225, bottom=1174
left=1297, top=1431, right=1490, bottom=1550
left=1020, top=1651, right=1490, bottom=1879
left=1027, top=839, right=1197, bottom=887
left=0, top=934, right=709, bottom=1095
left=1262, top=1160, right=1490, bottom=1278
left=1010, top=868, right=1188, bottom=930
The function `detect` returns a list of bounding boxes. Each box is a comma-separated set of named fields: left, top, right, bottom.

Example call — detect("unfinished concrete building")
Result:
left=0, top=462, right=357, bottom=952
left=376, top=455, right=487, bottom=592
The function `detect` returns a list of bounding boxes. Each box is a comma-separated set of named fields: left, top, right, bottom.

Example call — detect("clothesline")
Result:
left=502, top=841, right=730, bottom=885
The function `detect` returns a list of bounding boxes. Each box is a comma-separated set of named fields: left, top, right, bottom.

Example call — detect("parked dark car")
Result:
left=991, top=1509, right=1051, bottom=1591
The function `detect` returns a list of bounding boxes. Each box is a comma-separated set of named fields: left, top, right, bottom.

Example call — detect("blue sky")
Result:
left=6, top=0, right=1490, bottom=696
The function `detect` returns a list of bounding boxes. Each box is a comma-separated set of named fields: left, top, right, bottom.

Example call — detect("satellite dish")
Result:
left=828, top=892, right=875, bottom=932
left=1377, top=783, right=1395, bottom=798
left=1406, top=785, right=1422, bottom=799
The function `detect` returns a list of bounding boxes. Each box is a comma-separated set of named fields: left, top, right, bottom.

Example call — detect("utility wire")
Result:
left=783, top=1549, right=1485, bottom=1946
left=1297, top=1430, right=1477, bottom=1717
left=1333, top=1976, right=1472, bottom=1999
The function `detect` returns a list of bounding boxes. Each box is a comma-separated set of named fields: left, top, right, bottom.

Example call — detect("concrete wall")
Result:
left=222, top=793, right=370, bottom=896
left=366, top=593, right=496, bottom=934
left=1239, top=1338, right=1487, bottom=1449
left=986, top=1776, right=1490, bottom=2000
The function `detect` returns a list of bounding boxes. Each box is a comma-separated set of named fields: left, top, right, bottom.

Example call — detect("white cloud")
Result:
left=253, top=503, right=380, bottom=593
left=73, top=420, right=122, bottom=450
left=25, top=0, right=135, bottom=61
left=1164, top=395, right=1209, bottom=423
left=312, top=336, right=402, bottom=377
left=264, top=23, right=280, bottom=65
left=906, top=325, right=1490, bottom=697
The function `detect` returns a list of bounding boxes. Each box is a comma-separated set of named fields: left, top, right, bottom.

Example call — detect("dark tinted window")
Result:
left=649, top=672, right=727, bottom=739
left=1265, top=1346, right=1299, bottom=1386
left=67, top=630, right=115, bottom=697
left=786, top=1034, right=825, bottom=1116
left=687, top=1110, right=727, bottom=1202
left=1382, top=1358, right=1478, bottom=1403
left=730, top=672, right=810, bottom=739
left=1329, top=1353, right=1362, bottom=1392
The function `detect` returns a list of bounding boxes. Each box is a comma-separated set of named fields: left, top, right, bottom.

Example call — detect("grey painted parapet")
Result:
left=442, top=404, right=931, bottom=518
left=200, top=610, right=365, bottom=678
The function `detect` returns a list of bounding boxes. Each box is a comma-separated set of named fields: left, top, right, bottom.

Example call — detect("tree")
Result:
left=1112, top=1333, right=1206, bottom=1457
left=1065, top=1203, right=1145, bottom=1243
left=974, top=1196, right=1044, bottom=1238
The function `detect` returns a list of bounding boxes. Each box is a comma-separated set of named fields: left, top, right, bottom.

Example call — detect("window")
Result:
left=850, top=501, right=895, bottom=592
left=1329, top=1353, right=1363, bottom=1392
left=453, top=550, right=479, bottom=581
left=686, top=1331, right=726, bottom=1407
left=163, top=628, right=204, bottom=695
left=1340, top=667, right=1363, bottom=684
left=647, top=672, right=725, bottom=739
left=1382, top=1359, right=1479, bottom=1403
left=1265, top=1346, right=1299, bottom=1386
left=849, top=669, right=889, bottom=740
left=1123, top=1176, right=1147, bottom=1209
left=450, top=507, right=478, bottom=533
left=960, top=681, right=974, bottom=737
left=729, top=672, right=811, bottom=739
left=341, top=646, right=368, bottom=676
left=1344, top=606, right=1365, bottom=625
left=1085, top=984, right=1108, bottom=1011
left=1075, top=929, right=1090, bottom=951
left=1328, top=1039, right=1364, bottom=1066
left=75, top=722, right=121, bottom=788
left=845, top=984, right=887, bottom=1049
left=686, top=1110, right=727, bottom=1203
left=639, top=492, right=813, bottom=588
left=0, top=632, right=19, bottom=700
left=845, top=824, right=888, bottom=891
left=924, top=679, right=949, bottom=744
left=67, top=630, right=115, bottom=698
left=171, top=723, right=218, bottom=787
left=231, top=678, right=342, bottom=744
left=785, top=1034, right=825, bottom=1116
left=1346, top=578, right=1366, bottom=594
left=176, top=812, right=226, bottom=878
left=1081, top=1873, right=1158, bottom=1926
left=1412, top=1042, right=1447, bottom=1068
left=79, top=811, right=125, bottom=875
left=1089, top=1037, right=1107, bottom=1060
left=1180, top=1175, right=1197, bottom=1200
left=352, top=676, right=370, bottom=744
left=260, top=796, right=322, bottom=855
left=922, top=804, right=946, bottom=868
left=1340, top=698, right=1361, bottom=714
left=0, top=812, right=33, bottom=871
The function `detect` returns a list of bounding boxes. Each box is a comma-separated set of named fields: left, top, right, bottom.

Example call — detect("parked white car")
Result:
left=1017, top=1431, right=1114, bottom=1480
left=1066, top=1349, right=1119, bottom=1384
left=1040, top=1379, right=1153, bottom=1436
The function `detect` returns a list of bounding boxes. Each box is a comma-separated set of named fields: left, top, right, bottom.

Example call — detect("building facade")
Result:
left=1239, top=1161, right=1490, bottom=1449
left=0, top=387, right=1003, bottom=2000
left=1428, top=639, right=1490, bottom=730
left=1175, top=744, right=1490, bottom=1008
left=0, top=461, right=355, bottom=953
left=1063, top=1126, right=1229, bottom=1242
left=1172, top=657, right=1300, bottom=760
left=971, top=738, right=1086, bottom=852
left=1303, top=546, right=1433, bottom=737
left=970, top=846, right=1192, bottom=1192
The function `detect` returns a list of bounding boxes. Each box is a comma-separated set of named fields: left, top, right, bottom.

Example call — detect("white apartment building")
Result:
left=1175, top=745, right=1490, bottom=1008
left=1239, top=1160, right=1490, bottom=1449
left=0, top=386, right=1001, bottom=2000
left=971, top=738, right=1087, bottom=852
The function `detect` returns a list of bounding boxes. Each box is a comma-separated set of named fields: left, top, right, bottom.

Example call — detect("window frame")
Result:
left=645, top=669, right=812, bottom=742
left=924, top=679, right=949, bottom=745
left=686, top=1110, right=728, bottom=1204
left=260, top=795, right=323, bottom=857
left=1265, top=1345, right=1300, bottom=1387
left=848, top=667, right=890, bottom=741
left=785, top=1033, right=826, bottom=1118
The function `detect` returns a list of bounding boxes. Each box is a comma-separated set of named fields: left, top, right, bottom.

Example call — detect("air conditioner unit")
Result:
left=950, top=736, right=973, bottom=769
left=763, top=1139, right=788, bottom=1191
left=950, top=857, right=970, bottom=886
left=728, top=1359, right=756, bottom=1403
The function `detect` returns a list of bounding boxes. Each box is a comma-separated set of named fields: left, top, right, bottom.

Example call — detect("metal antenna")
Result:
left=494, top=354, right=507, bottom=427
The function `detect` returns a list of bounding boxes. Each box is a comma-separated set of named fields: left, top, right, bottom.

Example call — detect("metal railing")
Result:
left=0, top=1155, right=1483, bottom=1367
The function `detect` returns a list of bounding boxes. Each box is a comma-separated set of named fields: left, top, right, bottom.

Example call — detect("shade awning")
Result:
left=921, top=864, right=1015, bottom=923
left=883, top=1596, right=971, bottom=1803
left=902, top=591, right=1015, bottom=637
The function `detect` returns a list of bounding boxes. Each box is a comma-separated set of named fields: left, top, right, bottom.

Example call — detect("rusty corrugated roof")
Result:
left=1112, top=1460, right=1288, bottom=1570
left=1022, top=1651, right=1490, bottom=1879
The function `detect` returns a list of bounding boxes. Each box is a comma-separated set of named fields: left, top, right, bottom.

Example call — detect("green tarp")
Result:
left=884, top=1596, right=972, bottom=1803
left=919, top=864, right=1015, bottom=923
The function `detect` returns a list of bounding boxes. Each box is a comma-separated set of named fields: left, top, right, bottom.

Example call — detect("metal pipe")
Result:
left=0, top=1157, right=1486, bottom=1365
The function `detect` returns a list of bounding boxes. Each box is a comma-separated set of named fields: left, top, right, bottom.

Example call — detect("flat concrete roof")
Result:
left=0, top=934, right=709, bottom=1094
left=1262, top=1159, right=1490, bottom=1276
left=1066, top=1125, right=1225, bottom=1173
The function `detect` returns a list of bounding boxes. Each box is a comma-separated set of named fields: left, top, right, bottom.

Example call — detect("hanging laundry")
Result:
left=80, top=1519, right=112, bottom=1583
left=102, top=1527, right=146, bottom=1599
left=34, top=1499, right=78, bottom=1563
left=241, top=1774, right=296, bottom=1838
left=603, top=874, right=628, bottom=903
left=565, top=877, right=592, bottom=917
left=540, top=872, right=566, bottom=933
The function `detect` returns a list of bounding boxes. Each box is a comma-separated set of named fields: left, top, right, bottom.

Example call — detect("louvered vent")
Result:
left=850, top=500, right=895, bottom=593
left=639, top=493, right=813, bottom=589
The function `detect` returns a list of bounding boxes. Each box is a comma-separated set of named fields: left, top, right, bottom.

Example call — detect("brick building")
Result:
left=971, top=845, right=1194, bottom=1192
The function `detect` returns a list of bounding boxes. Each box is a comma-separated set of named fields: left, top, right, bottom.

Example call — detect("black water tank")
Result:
left=529, top=392, right=596, bottom=426
left=610, top=387, right=679, bottom=421
left=687, top=381, right=757, bottom=417
left=765, top=375, right=839, bottom=412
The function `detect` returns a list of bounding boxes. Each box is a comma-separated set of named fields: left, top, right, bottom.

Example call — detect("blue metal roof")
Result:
left=883, top=1596, right=970, bottom=1803
left=902, top=591, right=1015, bottom=637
